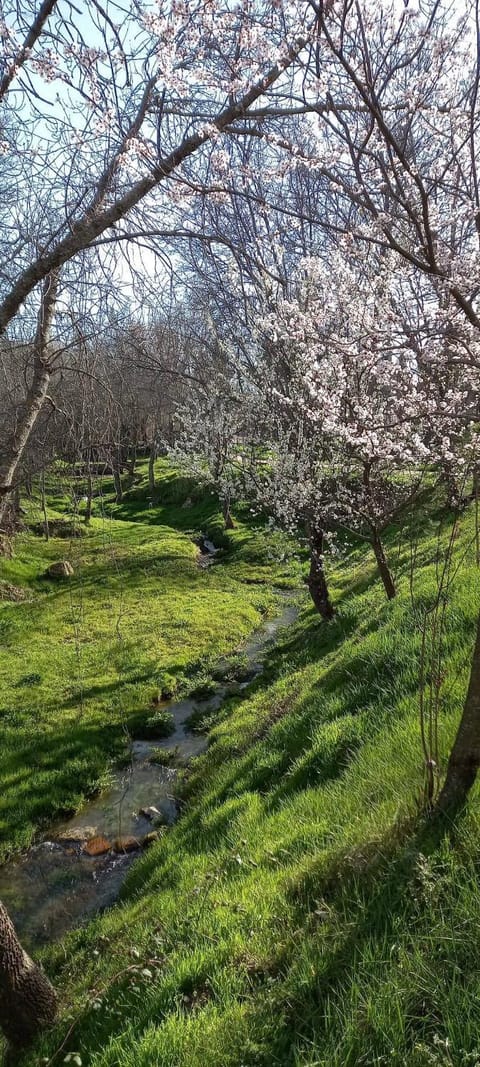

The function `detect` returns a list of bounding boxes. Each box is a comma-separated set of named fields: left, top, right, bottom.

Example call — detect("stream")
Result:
left=0, top=595, right=298, bottom=951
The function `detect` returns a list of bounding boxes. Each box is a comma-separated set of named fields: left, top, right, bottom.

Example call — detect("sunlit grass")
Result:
left=0, top=463, right=300, bottom=859
left=4, top=469, right=480, bottom=1067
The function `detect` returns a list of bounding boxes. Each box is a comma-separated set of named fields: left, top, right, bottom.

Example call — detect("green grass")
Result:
left=0, top=462, right=300, bottom=859
left=4, top=469, right=480, bottom=1067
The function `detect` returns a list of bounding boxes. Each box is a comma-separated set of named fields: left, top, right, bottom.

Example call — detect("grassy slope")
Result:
left=4, top=471, right=480, bottom=1067
left=0, top=462, right=300, bottom=859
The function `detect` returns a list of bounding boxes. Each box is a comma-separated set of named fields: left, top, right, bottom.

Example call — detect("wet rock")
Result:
left=139, top=805, right=161, bottom=821
left=83, top=835, right=111, bottom=856
left=142, top=831, right=162, bottom=848
left=46, top=560, right=74, bottom=579
left=57, top=826, right=98, bottom=843
left=113, top=835, right=141, bottom=853
left=202, top=537, right=219, bottom=555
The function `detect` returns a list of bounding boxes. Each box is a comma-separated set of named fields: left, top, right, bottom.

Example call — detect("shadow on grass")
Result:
left=0, top=719, right=125, bottom=857
left=262, top=814, right=468, bottom=1065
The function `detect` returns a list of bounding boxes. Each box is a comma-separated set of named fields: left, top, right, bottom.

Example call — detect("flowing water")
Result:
left=0, top=595, right=299, bottom=950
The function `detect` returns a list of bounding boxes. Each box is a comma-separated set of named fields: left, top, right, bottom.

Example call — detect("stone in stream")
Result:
left=113, top=836, right=141, bottom=854
left=45, top=560, right=74, bottom=579
left=139, top=805, right=162, bottom=821
left=202, top=538, right=218, bottom=555
left=57, top=826, right=98, bottom=844
left=83, top=835, right=112, bottom=857
left=142, top=831, right=162, bottom=848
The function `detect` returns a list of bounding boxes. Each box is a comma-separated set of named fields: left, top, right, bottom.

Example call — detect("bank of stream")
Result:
left=0, top=595, right=299, bottom=951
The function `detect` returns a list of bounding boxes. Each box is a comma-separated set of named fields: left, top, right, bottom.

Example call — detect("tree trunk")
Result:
left=148, top=441, right=157, bottom=495
left=126, top=446, right=137, bottom=478
left=223, top=499, right=235, bottom=530
left=0, top=271, right=58, bottom=527
left=474, top=463, right=480, bottom=568
left=84, top=462, right=93, bottom=524
left=41, top=471, right=49, bottom=540
left=371, top=528, right=396, bottom=600
left=435, top=610, right=480, bottom=817
left=0, top=900, right=57, bottom=1049
left=306, top=527, right=335, bottom=620
left=113, top=464, right=123, bottom=503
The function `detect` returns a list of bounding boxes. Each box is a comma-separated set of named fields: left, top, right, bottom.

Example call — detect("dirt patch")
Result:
left=31, top=520, right=86, bottom=538
left=0, top=581, right=32, bottom=602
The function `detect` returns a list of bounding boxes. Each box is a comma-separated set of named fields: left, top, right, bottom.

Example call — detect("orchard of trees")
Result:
left=2, top=0, right=480, bottom=1049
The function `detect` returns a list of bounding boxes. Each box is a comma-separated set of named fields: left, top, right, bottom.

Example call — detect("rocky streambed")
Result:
left=0, top=595, right=299, bottom=951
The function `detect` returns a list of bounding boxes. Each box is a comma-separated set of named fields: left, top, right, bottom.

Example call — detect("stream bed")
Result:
left=0, top=596, right=299, bottom=950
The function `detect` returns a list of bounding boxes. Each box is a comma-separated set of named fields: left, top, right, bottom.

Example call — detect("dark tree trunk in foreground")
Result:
left=435, top=611, right=480, bottom=817
left=306, top=527, right=335, bottom=620
left=0, top=900, right=57, bottom=1049
left=371, top=527, right=396, bottom=600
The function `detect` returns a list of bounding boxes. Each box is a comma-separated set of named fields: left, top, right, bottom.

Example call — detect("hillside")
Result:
left=1, top=464, right=480, bottom=1066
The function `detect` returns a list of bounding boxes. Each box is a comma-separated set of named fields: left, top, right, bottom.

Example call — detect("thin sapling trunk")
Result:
left=306, top=525, right=335, bottom=620
left=371, top=526, right=396, bottom=600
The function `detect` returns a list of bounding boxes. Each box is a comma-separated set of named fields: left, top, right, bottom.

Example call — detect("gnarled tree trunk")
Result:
left=0, top=900, right=57, bottom=1049
left=306, top=526, right=335, bottom=620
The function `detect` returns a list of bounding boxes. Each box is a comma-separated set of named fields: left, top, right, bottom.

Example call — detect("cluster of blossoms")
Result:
left=175, top=240, right=480, bottom=606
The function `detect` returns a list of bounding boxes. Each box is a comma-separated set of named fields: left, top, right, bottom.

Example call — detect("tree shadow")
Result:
left=259, top=813, right=466, bottom=1063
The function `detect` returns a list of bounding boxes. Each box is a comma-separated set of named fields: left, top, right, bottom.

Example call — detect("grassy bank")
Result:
left=4, top=471, right=480, bottom=1066
left=0, top=462, right=300, bottom=859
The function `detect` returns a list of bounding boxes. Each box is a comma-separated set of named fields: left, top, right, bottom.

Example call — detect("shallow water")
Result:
left=0, top=595, right=298, bottom=950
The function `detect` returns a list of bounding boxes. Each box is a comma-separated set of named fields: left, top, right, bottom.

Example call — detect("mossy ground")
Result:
left=3, top=468, right=480, bottom=1066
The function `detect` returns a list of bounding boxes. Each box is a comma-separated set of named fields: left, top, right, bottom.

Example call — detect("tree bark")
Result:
left=0, top=900, right=57, bottom=1049
left=126, top=446, right=137, bottom=478
left=371, top=527, right=396, bottom=600
left=306, top=527, right=335, bottom=620
left=41, top=471, right=49, bottom=540
left=223, top=498, right=235, bottom=530
left=148, top=442, right=157, bottom=495
left=435, top=611, right=480, bottom=817
left=113, top=463, right=123, bottom=503
left=84, top=460, right=93, bottom=524
left=0, top=271, right=58, bottom=527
